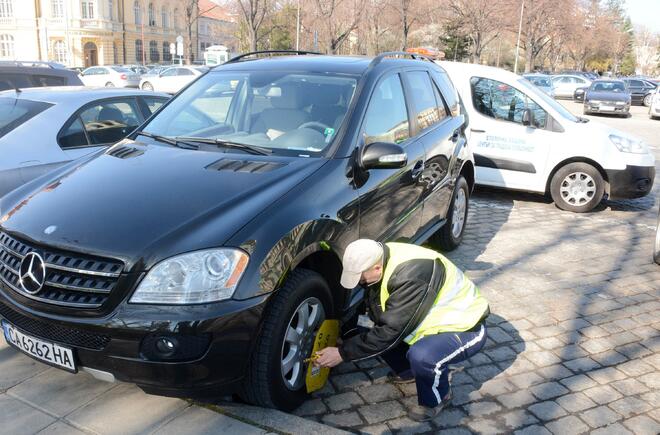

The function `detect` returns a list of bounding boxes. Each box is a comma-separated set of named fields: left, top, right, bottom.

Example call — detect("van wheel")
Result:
left=241, top=268, right=332, bottom=411
left=105, top=82, right=115, bottom=87
left=431, top=176, right=469, bottom=251
left=550, top=163, right=604, bottom=213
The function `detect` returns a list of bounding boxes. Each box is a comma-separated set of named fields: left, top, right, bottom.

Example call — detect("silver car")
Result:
left=0, top=87, right=169, bottom=198
left=80, top=66, right=141, bottom=88
left=139, top=66, right=208, bottom=94
left=551, top=74, right=592, bottom=99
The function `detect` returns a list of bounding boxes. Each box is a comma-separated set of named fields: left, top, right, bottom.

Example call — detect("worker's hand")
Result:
left=313, top=347, right=343, bottom=368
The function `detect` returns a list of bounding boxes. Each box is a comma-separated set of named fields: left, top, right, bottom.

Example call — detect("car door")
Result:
left=355, top=72, right=427, bottom=243
left=552, top=76, right=574, bottom=98
left=157, top=67, right=179, bottom=93
left=58, top=97, right=145, bottom=159
left=625, top=79, right=645, bottom=103
left=402, top=69, right=459, bottom=233
left=467, top=76, right=554, bottom=192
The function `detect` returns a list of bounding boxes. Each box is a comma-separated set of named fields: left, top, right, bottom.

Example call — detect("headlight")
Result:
left=130, top=248, right=249, bottom=304
left=609, top=134, right=649, bottom=154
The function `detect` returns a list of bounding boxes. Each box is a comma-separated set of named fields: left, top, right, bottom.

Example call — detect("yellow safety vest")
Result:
left=380, top=242, right=489, bottom=345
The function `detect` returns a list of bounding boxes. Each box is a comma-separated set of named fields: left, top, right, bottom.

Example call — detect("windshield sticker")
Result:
left=478, top=135, right=534, bottom=152
left=324, top=127, right=336, bottom=144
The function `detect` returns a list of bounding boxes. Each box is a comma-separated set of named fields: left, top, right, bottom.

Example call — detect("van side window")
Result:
left=407, top=71, right=444, bottom=131
left=363, top=74, right=410, bottom=145
left=470, top=77, right=547, bottom=129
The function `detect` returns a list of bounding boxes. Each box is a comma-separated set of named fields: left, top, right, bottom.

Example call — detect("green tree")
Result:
left=440, top=24, right=471, bottom=62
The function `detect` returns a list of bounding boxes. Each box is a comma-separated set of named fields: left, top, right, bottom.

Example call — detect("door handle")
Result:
left=411, top=160, right=424, bottom=179
left=470, top=128, right=486, bottom=133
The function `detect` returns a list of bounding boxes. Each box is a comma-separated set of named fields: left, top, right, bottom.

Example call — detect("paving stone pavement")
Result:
left=294, top=104, right=660, bottom=434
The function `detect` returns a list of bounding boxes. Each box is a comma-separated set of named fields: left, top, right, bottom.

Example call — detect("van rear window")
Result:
left=0, top=98, right=53, bottom=139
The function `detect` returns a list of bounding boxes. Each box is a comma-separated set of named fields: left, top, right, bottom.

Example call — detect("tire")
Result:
left=654, top=211, right=660, bottom=265
left=241, top=268, right=333, bottom=411
left=643, top=94, right=652, bottom=107
left=105, top=82, right=115, bottom=87
left=142, top=82, right=154, bottom=91
left=431, top=176, right=469, bottom=251
left=550, top=162, right=604, bottom=213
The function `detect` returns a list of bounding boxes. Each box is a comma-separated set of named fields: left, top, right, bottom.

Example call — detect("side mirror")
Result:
left=522, top=108, right=534, bottom=127
left=361, top=142, right=407, bottom=170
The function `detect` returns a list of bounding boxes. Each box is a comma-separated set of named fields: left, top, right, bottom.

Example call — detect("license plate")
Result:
left=2, top=320, right=76, bottom=372
left=600, top=105, right=615, bottom=111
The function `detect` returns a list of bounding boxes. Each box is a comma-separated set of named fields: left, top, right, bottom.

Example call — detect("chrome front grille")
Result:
left=0, top=232, right=123, bottom=309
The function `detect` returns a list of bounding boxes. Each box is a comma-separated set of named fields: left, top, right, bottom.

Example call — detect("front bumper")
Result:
left=584, top=102, right=630, bottom=114
left=0, top=292, right=269, bottom=398
left=606, top=165, right=656, bottom=199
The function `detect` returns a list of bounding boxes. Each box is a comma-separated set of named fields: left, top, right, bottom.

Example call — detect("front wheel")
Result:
left=241, top=268, right=332, bottom=411
left=643, top=94, right=652, bottom=107
left=142, top=82, right=154, bottom=91
left=431, top=176, right=469, bottom=251
left=550, top=162, right=604, bottom=213
left=654, top=209, right=660, bottom=265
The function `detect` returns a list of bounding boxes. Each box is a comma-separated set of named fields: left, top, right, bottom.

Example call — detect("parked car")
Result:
left=574, top=86, right=587, bottom=102
left=439, top=61, right=655, bottom=213
left=0, top=60, right=66, bottom=69
left=551, top=74, right=592, bottom=99
left=139, top=66, right=208, bottom=93
left=522, top=73, right=555, bottom=96
left=0, top=65, right=82, bottom=91
left=0, top=51, right=474, bottom=411
left=621, top=78, right=657, bottom=106
left=80, top=66, right=141, bottom=88
left=649, top=86, right=660, bottom=120
left=0, top=87, right=169, bottom=197
left=583, top=79, right=631, bottom=117
left=122, top=64, right=150, bottom=75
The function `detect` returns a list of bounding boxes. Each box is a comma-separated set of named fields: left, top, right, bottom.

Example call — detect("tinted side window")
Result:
left=178, top=68, right=194, bottom=76
left=161, top=68, right=177, bottom=77
left=470, top=77, right=547, bottom=129
left=0, top=98, right=53, bottom=139
left=59, top=118, right=88, bottom=148
left=31, top=75, right=66, bottom=87
left=0, top=73, right=32, bottom=91
left=407, top=71, right=443, bottom=131
left=363, top=74, right=410, bottom=145
left=61, top=99, right=142, bottom=148
left=432, top=70, right=460, bottom=117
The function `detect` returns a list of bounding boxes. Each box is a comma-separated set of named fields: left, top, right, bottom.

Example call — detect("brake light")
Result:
left=120, top=74, right=127, bottom=80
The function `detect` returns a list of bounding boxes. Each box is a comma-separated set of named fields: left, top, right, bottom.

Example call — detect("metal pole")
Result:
left=296, top=0, right=300, bottom=51
left=514, top=0, right=524, bottom=74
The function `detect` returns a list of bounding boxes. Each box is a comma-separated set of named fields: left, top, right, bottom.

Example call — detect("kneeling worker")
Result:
left=314, top=240, right=489, bottom=422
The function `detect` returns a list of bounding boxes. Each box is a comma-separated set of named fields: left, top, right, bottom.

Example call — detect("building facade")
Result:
left=197, top=0, right=237, bottom=56
left=0, top=1, right=203, bottom=67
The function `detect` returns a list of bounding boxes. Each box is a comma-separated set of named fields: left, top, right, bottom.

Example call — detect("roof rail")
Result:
left=368, top=51, right=435, bottom=69
left=225, top=50, right=321, bottom=65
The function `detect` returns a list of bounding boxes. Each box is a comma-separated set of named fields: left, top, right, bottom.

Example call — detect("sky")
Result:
left=625, top=0, right=660, bottom=33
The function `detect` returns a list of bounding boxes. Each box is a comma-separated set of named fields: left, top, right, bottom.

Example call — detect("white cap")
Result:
left=340, top=239, right=384, bottom=289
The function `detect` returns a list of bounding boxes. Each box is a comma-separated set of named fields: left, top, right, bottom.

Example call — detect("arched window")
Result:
left=161, top=6, right=168, bottom=28
left=163, top=41, right=171, bottom=62
left=173, top=9, right=178, bottom=30
left=81, top=1, right=94, bottom=19
left=51, top=0, right=64, bottom=18
left=149, top=40, right=159, bottom=62
left=0, top=0, right=13, bottom=18
left=135, top=39, right=143, bottom=62
left=133, top=1, right=141, bottom=25
left=53, top=40, right=67, bottom=63
left=148, top=3, right=154, bottom=26
left=0, top=34, right=14, bottom=58
left=108, top=0, right=113, bottom=20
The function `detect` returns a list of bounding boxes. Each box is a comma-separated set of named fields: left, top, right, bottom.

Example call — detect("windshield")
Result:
left=0, top=98, right=53, bottom=139
left=111, top=67, right=132, bottom=73
left=142, top=70, right=358, bottom=156
left=517, top=78, right=579, bottom=123
left=527, top=76, right=551, bottom=87
left=591, top=81, right=626, bottom=92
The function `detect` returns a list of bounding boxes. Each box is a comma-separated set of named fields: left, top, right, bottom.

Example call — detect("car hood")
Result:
left=0, top=140, right=327, bottom=271
left=586, top=90, right=629, bottom=101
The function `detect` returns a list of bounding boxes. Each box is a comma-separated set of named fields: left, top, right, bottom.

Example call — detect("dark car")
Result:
left=583, top=80, right=631, bottom=117
left=0, top=65, right=82, bottom=91
left=0, top=51, right=474, bottom=411
left=622, top=78, right=657, bottom=106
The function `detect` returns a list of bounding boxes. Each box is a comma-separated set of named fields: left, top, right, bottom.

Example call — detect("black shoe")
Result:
left=387, top=372, right=415, bottom=384
left=407, top=391, right=452, bottom=422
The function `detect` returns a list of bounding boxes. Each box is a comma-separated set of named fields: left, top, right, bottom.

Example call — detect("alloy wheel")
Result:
left=451, top=188, right=467, bottom=238
left=280, top=296, right=325, bottom=390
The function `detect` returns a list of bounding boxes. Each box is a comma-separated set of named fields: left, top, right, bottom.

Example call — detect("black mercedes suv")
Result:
left=0, top=52, right=474, bottom=410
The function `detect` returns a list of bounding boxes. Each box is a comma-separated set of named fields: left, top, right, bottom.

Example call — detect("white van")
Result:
left=439, top=61, right=656, bottom=212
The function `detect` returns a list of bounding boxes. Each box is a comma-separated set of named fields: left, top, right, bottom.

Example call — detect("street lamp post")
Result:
left=514, top=0, right=525, bottom=74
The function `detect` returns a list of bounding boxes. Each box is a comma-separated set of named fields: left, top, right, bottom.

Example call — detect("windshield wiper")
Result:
left=176, top=136, right=272, bottom=155
left=137, top=131, right=199, bottom=150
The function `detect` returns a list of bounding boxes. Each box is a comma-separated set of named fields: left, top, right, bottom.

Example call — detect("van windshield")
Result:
left=142, top=70, right=358, bottom=156
left=517, top=78, right=579, bottom=123
left=0, top=98, right=53, bottom=139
